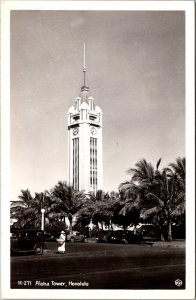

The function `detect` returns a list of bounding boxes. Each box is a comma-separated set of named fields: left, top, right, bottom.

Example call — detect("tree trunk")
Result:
left=160, top=232, right=165, bottom=241
left=110, top=223, right=113, bottom=231
left=69, top=223, right=72, bottom=233
left=123, top=225, right=127, bottom=231
left=68, top=217, right=73, bottom=233
left=168, top=220, right=172, bottom=242
left=158, top=226, right=165, bottom=241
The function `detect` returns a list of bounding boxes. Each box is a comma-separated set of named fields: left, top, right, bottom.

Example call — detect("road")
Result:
left=11, top=242, right=185, bottom=289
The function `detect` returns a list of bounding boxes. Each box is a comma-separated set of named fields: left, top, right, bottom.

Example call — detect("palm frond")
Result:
left=10, top=201, right=28, bottom=208
left=140, top=206, right=161, bottom=219
left=23, top=207, right=38, bottom=216
left=146, top=193, right=164, bottom=208
left=171, top=202, right=185, bottom=217
left=119, top=202, right=135, bottom=216
left=156, top=158, right=162, bottom=170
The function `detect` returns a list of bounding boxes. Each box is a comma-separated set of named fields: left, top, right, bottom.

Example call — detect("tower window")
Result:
left=73, top=138, right=79, bottom=190
left=73, top=115, right=80, bottom=121
left=89, top=116, right=96, bottom=121
left=90, top=137, right=97, bottom=190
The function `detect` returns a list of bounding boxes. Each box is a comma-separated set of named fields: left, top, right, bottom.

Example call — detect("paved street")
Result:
left=11, top=242, right=185, bottom=289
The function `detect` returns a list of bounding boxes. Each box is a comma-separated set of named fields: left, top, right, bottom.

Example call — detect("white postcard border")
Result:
left=1, top=1, right=195, bottom=299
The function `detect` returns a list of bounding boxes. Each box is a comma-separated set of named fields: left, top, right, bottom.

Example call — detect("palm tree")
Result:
left=10, top=189, right=32, bottom=226
left=127, top=159, right=156, bottom=188
left=11, top=189, right=42, bottom=229
left=140, top=169, right=185, bottom=241
left=166, top=157, right=186, bottom=238
left=123, top=158, right=186, bottom=241
left=167, top=157, right=185, bottom=193
left=18, top=189, right=33, bottom=202
left=118, top=158, right=161, bottom=232
left=125, top=159, right=161, bottom=207
left=77, top=190, right=110, bottom=230
left=117, top=182, right=143, bottom=232
left=168, top=157, right=185, bottom=178
left=50, top=181, right=85, bottom=232
left=11, top=189, right=59, bottom=230
left=76, top=190, right=120, bottom=233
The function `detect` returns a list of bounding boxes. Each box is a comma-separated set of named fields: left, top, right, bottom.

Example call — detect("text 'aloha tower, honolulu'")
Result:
left=67, top=44, right=103, bottom=193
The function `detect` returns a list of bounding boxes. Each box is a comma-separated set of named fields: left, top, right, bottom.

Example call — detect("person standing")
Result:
left=57, top=231, right=66, bottom=254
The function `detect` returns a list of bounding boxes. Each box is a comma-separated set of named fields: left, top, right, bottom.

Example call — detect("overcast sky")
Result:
left=10, top=10, right=185, bottom=199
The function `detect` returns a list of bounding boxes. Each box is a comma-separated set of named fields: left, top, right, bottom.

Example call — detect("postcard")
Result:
left=1, top=1, right=195, bottom=299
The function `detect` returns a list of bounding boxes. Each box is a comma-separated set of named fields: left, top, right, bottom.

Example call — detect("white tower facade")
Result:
left=67, top=48, right=103, bottom=193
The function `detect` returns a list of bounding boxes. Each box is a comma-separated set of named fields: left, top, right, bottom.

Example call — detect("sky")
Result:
left=10, top=9, right=185, bottom=200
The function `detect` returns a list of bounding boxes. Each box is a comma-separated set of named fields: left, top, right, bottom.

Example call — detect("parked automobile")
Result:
left=43, top=232, right=58, bottom=242
left=108, top=230, right=142, bottom=244
left=96, top=231, right=111, bottom=243
left=107, top=231, right=127, bottom=244
left=10, top=229, right=45, bottom=255
left=96, top=230, right=143, bottom=244
left=137, top=224, right=160, bottom=241
left=66, top=231, right=87, bottom=243
left=123, top=230, right=143, bottom=244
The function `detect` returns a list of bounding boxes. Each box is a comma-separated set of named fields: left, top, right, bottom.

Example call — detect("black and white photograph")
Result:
left=1, top=1, right=195, bottom=299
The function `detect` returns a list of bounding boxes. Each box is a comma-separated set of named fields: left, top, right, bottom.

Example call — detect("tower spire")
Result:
left=84, top=42, right=86, bottom=69
left=81, top=42, right=89, bottom=92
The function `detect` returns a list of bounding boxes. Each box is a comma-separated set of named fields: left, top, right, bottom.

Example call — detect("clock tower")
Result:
left=67, top=45, right=103, bottom=193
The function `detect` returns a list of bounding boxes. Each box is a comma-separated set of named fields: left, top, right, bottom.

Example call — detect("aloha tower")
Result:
left=67, top=44, right=103, bottom=193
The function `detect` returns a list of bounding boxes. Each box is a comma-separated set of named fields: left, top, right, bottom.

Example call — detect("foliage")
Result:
left=119, top=157, right=185, bottom=241
left=76, top=190, right=114, bottom=230
left=50, top=181, right=86, bottom=232
left=11, top=190, right=46, bottom=229
left=11, top=158, right=185, bottom=242
left=11, top=189, right=67, bottom=232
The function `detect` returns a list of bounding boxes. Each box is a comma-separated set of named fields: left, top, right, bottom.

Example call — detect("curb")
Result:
left=152, top=243, right=185, bottom=248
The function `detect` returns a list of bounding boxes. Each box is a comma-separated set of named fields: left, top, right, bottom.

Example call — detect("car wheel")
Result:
left=34, top=244, right=43, bottom=255
left=70, top=237, right=75, bottom=243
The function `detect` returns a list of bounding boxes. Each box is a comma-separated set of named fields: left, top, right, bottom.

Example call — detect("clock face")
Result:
left=91, top=127, right=97, bottom=135
left=73, top=127, right=79, bottom=136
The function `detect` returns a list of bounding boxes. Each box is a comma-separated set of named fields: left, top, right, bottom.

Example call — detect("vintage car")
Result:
left=136, top=225, right=160, bottom=241
left=66, top=231, right=87, bottom=243
left=96, top=231, right=112, bottom=243
left=96, top=230, right=142, bottom=244
left=10, top=229, right=45, bottom=255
